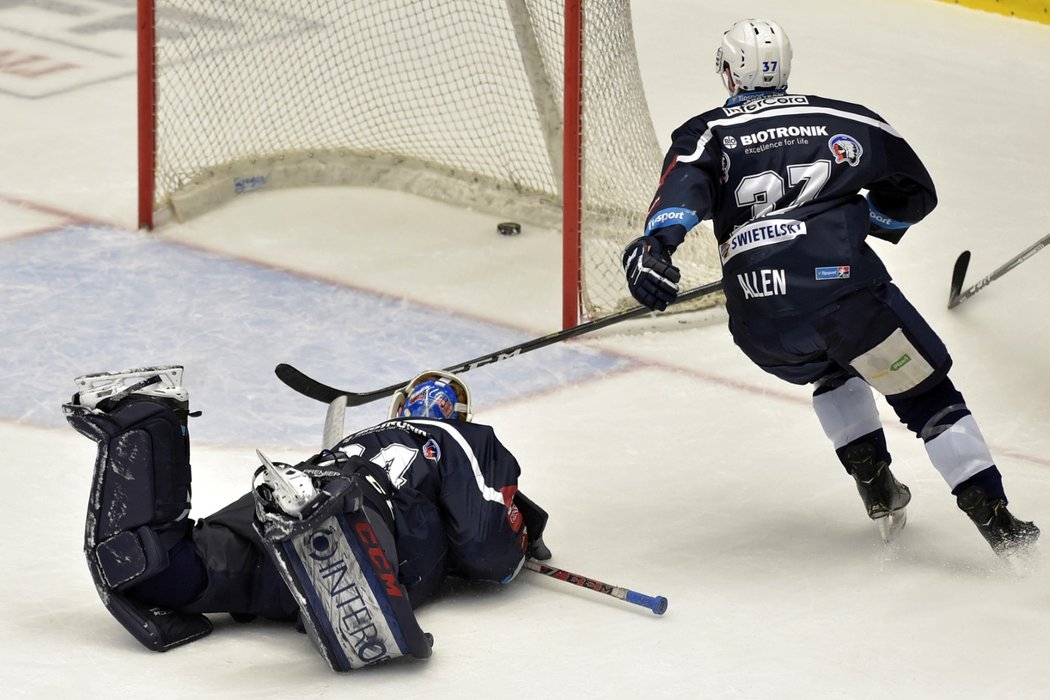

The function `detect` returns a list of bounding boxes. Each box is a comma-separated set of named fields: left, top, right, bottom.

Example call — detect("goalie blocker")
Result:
left=252, top=458, right=433, bottom=671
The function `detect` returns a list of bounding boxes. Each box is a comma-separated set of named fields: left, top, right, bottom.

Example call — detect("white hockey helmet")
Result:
left=388, top=370, right=473, bottom=422
left=715, top=19, right=792, bottom=96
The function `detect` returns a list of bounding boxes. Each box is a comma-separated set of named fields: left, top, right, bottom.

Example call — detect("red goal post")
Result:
left=138, top=0, right=721, bottom=326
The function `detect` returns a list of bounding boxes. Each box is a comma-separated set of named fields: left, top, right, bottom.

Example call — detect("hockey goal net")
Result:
left=139, top=0, right=722, bottom=323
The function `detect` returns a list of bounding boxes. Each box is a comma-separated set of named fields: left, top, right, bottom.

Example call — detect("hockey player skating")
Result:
left=622, top=19, right=1038, bottom=556
left=64, top=366, right=549, bottom=671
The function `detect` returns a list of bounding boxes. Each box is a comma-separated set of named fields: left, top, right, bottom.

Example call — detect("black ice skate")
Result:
left=956, top=484, right=1040, bottom=557
left=851, top=460, right=911, bottom=544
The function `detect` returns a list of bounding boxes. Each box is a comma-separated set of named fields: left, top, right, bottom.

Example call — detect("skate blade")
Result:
left=875, top=508, right=907, bottom=544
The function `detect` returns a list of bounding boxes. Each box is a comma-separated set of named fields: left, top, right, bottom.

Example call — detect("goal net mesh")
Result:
left=150, top=0, right=722, bottom=317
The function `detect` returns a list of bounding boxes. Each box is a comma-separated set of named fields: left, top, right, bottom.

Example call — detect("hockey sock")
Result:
left=885, top=375, right=969, bottom=439
left=813, top=375, right=886, bottom=473
left=888, top=377, right=994, bottom=490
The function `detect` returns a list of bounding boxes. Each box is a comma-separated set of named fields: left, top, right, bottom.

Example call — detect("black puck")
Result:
left=497, top=222, right=521, bottom=236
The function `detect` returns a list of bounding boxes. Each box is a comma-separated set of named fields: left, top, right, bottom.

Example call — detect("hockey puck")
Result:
left=497, top=222, right=521, bottom=236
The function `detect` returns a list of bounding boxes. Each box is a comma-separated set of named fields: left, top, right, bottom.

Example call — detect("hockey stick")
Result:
left=523, top=559, right=668, bottom=615
left=321, top=395, right=348, bottom=451
left=275, top=279, right=724, bottom=405
left=948, top=232, right=1050, bottom=309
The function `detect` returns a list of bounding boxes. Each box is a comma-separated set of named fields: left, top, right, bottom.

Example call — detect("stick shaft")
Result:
left=523, top=559, right=668, bottom=615
left=276, top=280, right=723, bottom=406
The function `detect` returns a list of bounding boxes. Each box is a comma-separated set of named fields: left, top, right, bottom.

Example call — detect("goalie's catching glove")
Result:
left=622, top=236, right=681, bottom=311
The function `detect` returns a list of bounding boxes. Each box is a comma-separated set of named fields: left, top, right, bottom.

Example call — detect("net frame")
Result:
left=137, top=0, right=722, bottom=325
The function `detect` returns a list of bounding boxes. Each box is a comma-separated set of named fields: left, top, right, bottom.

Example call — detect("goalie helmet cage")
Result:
left=137, top=0, right=722, bottom=327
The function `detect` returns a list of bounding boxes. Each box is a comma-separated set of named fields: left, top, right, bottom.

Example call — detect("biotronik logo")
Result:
left=739, top=125, right=828, bottom=146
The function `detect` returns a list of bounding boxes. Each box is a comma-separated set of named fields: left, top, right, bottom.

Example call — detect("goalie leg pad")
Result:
left=64, top=396, right=212, bottom=651
left=254, top=475, right=432, bottom=672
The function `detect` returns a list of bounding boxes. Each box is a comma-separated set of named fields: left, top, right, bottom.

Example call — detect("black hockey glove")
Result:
left=622, top=236, right=681, bottom=311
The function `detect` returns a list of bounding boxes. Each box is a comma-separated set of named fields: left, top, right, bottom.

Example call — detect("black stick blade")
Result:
left=274, top=363, right=346, bottom=404
left=948, top=250, right=970, bottom=309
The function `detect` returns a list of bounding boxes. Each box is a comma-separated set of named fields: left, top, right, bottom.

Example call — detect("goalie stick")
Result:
left=275, top=279, right=724, bottom=406
left=948, top=232, right=1050, bottom=309
left=524, top=559, right=668, bottom=615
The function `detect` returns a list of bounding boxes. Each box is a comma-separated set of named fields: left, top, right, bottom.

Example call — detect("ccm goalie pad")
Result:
left=252, top=453, right=432, bottom=672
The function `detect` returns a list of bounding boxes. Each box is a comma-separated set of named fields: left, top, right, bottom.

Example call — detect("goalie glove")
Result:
left=622, top=236, right=681, bottom=311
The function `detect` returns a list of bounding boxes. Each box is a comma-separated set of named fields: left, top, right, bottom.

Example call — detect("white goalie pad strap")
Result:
left=812, top=377, right=882, bottom=449
left=849, top=328, right=935, bottom=396
left=923, top=415, right=995, bottom=489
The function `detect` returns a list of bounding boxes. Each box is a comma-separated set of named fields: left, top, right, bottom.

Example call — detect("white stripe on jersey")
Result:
left=678, top=105, right=902, bottom=163
left=413, top=419, right=506, bottom=505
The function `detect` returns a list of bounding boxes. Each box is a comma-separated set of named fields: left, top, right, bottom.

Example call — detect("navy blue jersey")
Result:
left=334, top=418, right=528, bottom=595
left=136, top=417, right=532, bottom=619
left=645, top=91, right=936, bottom=319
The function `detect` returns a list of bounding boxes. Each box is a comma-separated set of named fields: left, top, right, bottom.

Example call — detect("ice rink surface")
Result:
left=2, top=1, right=1049, bottom=697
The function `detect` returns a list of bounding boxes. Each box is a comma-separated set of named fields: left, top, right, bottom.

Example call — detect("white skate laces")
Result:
left=74, top=365, right=189, bottom=410
left=253, top=450, right=320, bottom=519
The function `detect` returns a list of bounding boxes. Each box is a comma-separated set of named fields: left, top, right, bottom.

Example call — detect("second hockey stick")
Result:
left=523, top=559, right=668, bottom=615
left=276, top=279, right=724, bottom=406
left=948, top=232, right=1050, bottom=309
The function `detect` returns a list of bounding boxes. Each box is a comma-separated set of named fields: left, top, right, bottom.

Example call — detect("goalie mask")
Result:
left=388, top=370, right=472, bottom=422
left=715, top=19, right=792, bottom=96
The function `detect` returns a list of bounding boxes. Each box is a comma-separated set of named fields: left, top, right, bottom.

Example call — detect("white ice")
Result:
left=2, top=1, right=1049, bottom=698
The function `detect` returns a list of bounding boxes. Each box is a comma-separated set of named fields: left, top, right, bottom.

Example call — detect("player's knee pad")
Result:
left=253, top=466, right=432, bottom=672
left=64, top=395, right=211, bottom=651
left=812, top=375, right=883, bottom=449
